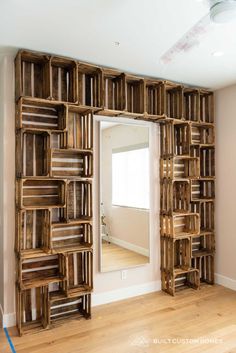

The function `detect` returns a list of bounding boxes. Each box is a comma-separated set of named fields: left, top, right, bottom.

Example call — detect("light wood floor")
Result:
left=101, top=241, right=149, bottom=271
left=1, top=285, right=236, bottom=353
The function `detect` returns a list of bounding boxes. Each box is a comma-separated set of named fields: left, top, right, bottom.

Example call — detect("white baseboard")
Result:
left=92, top=280, right=161, bottom=307
left=103, top=235, right=149, bottom=257
left=0, top=304, right=16, bottom=328
left=2, top=313, right=16, bottom=328
left=215, top=273, right=236, bottom=291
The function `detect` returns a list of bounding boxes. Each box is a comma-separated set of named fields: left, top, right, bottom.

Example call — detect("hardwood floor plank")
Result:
left=1, top=285, right=236, bottom=353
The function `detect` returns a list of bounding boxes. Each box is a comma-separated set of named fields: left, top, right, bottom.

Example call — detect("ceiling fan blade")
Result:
left=160, top=13, right=211, bottom=64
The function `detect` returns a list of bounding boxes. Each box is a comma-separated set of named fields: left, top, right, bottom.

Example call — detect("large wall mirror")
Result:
left=99, top=120, right=150, bottom=272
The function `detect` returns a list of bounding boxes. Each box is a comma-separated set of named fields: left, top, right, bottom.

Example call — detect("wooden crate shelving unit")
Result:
left=15, top=49, right=216, bottom=334
left=160, top=89, right=215, bottom=295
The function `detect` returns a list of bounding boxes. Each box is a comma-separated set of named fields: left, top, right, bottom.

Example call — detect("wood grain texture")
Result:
left=1, top=285, right=236, bottom=353
left=15, top=48, right=215, bottom=334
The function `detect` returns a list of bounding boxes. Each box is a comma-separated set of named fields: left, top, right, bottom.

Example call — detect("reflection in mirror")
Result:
left=100, top=121, right=150, bottom=272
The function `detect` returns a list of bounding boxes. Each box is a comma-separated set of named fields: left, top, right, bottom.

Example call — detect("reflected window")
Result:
left=112, top=146, right=149, bottom=209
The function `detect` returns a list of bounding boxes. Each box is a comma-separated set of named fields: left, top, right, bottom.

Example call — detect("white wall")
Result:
left=0, top=52, right=16, bottom=327
left=215, top=85, right=236, bottom=288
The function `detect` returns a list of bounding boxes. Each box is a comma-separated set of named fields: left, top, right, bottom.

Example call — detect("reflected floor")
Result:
left=101, top=241, right=149, bottom=272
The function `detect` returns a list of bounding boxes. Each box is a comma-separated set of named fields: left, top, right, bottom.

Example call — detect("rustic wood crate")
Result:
left=183, top=88, right=199, bottom=122
left=16, top=286, right=49, bottom=336
left=50, top=57, right=77, bottom=103
left=61, top=250, right=93, bottom=296
left=164, top=82, right=183, bottom=119
left=200, top=146, right=215, bottom=178
left=16, top=130, right=50, bottom=178
left=160, top=121, right=190, bottom=157
left=78, top=63, right=103, bottom=108
left=63, top=106, right=93, bottom=150
left=160, top=156, right=200, bottom=179
left=102, top=69, right=126, bottom=112
left=125, top=75, right=145, bottom=114
left=15, top=50, right=50, bottom=100
left=50, top=221, right=93, bottom=253
left=17, top=178, right=66, bottom=209
left=192, top=254, right=214, bottom=284
left=50, top=208, right=67, bottom=223
left=16, top=98, right=67, bottom=131
left=190, top=145, right=200, bottom=158
left=191, top=232, right=215, bottom=257
left=50, top=149, right=93, bottom=178
left=174, top=238, right=191, bottom=270
left=161, top=213, right=200, bottom=238
left=190, top=123, right=214, bottom=145
left=145, top=80, right=165, bottom=118
left=49, top=293, right=91, bottom=325
left=200, top=201, right=215, bottom=232
left=191, top=179, right=215, bottom=201
left=15, top=209, right=50, bottom=255
left=160, top=179, right=190, bottom=214
left=66, top=180, right=92, bottom=222
left=161, top=237, right=191, bottom=272
left=18, top=254, right=65, bottom=290
left=161, top=268, right=200, bottom=296
left=200, top=90, right=214, bottom=123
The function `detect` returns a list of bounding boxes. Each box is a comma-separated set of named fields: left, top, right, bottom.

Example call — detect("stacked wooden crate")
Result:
left=14, top=49, right=215, bottom=334
left=15, top=51, right=93, bottom=335
left=160, top=89, right=215, bottom=295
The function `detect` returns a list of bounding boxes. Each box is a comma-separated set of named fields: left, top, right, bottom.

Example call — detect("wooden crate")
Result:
left=160, top=179, right=190, bottom=214
left=160, top=121, right=190, bottom=157
left=50, top=149, right=93, bottom=178
left=16, top=286, right=49, bottom=336
left=18, top=254, right=65, bottom=290
left=15, top=50, right=50, bottom=100
left=161, top=237, right=191, bottom=272
left=191, top=233, right=215, bottom=258
left=190, top=145, right=200, bottom=158
left=161, top=213, right=200, bottom=238
left=62, top=250, right=93, bottom=296
left=200, top=90, right=214, bottom=123
left=183, top=88, right=199, bottom=122
left=62, top=106, right=93, bottom=150
left=160, top=156, right=200, bottom=179
left=191, top=179, right=215, bottom=201
left=66, top=180, right=92, bottom=222
left=200, top=146, right=215, bottom=178
left=17, top=178, right=66, bottom=209
left=190, top=123, right=214, bottom=145
left=200, top=201, right=214, bottom=233
left=145, top=80, right=165, bottom=118
left=192, top=254, right=214, bottom=284
left=49, top=293, right=91, bottom=325
left=16, top=98, right=67, bottom=131
left=50, top=221, right=93, bottom=253
left=78, top=63, right=103, bottom=108
left=15, top=209, right=50, bottom=255
left=50, top=57, right=77, bottom=103
left=165, top=82, right=183, bottom=119
left=102, top=69, right=126, bottom=112
left=16, top=130, right=50, bottom=178
left=125, top=75, right=145, bottom=115
left=161, top=268, right=200, bottom=296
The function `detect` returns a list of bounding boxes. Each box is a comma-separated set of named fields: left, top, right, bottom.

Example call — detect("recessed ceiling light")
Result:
left=212, top=51, right=224, bottom=57
left=114, top=42, right=120, bottom=47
